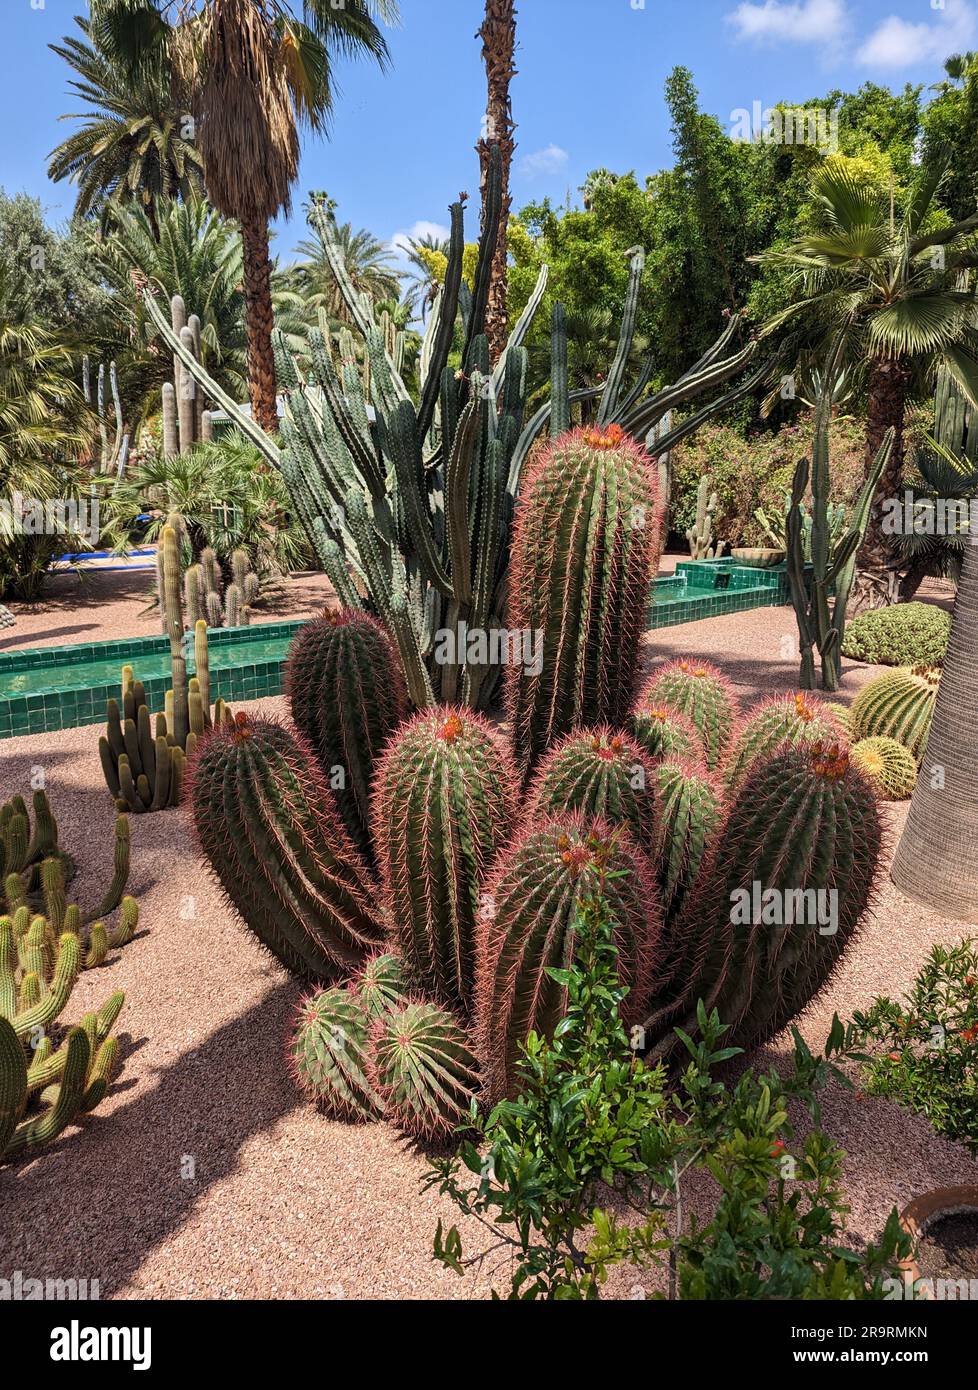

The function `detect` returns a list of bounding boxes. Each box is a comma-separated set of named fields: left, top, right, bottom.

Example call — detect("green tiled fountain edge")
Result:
left=0, top=561, right=794, bottom=739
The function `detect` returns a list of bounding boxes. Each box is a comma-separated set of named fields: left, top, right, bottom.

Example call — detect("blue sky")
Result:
left=2, top=0, right=976, bottom=266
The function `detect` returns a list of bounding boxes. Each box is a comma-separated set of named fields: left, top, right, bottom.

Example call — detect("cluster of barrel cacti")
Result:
left=1, top=790, right=139, bottom=969
left=100, top=522, right=233, bottom=813
left=188, top=591, right=884, bottom=1133
left=143, top=147, right=763, bottom=714
left=0, top=790, right=137, bottom=1163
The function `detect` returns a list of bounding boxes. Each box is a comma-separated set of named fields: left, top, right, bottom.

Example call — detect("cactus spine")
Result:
left=851, top=737, right=918, bottom=800
left=286, top=610, right=407, bottom=859
left=723, top=692, right=839, bottom=790
left=507, top=426, right=662, bottom=777
left=651, top=758, right=726, bottom=927
left=289, top=987, right=383, bottom=1121
left=850, top=665, right=940, bottom=761
left=637, top=659, right=738, bottom=771
left=372, top=708, right=516, bottom=1016
left=368, top=1000, right=478, bottom=1139
left=630, top=700, right=705, bottom=765
left=475, top=814, right=661, bottom=1102
left=188, top=714, right=385, bottom=979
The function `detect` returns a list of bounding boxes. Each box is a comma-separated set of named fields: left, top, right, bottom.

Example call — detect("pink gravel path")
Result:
left=0, top=589, right=974, bottom=1300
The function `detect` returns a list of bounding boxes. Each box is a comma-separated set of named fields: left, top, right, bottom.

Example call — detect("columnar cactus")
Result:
left=368, top=1000, right=478, bottom=1140
left=184, top=546, right=259, bottom=629
left=637, top=659, right=739, bottom=771
left=723, top=692, right=839, bottom=790
left=287, top=610, right=408, bottom=859
left=630, top=700, right=706, bottom=765
left=650, top=758, right=726, bottom=927
left=188, top=714, right=386, bottom=979
left=851, top=737, right=918, bottom=800
left=525, top=728, right=657, bottom=853
left=850, top=666, right=940, bottom=761
left=371, top=708, right=517, bottom=1016
left=645, top=742, right=881, bottom=1057
left=507, top=425, right=662, bottom=777
left=288, top=986, right=384, bottom=1122
left=475, top=814, right=662, bottom=1102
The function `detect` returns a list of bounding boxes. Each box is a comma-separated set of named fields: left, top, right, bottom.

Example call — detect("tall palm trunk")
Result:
left=476, top=0, right=518, bottom=364
left=240, top=214, right=278, bottom=432
left=856, top=354, right=911, bottom=605
left=891, top=536, right=978, bottom=922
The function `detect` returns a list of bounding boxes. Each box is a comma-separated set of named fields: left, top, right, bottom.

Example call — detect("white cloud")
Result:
left=389, top=219, right=451, bottom=261
left=518, top=144, right=569, bottom=180
left=857, top=0, right=977, bottom=69
left=725, top=0, right=848, bottom=45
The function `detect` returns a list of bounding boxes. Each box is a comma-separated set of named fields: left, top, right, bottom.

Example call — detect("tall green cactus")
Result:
left=188, top=713, right=386, bottom=980
left=371, top=708, right=517, bottom=1016
left=287, top=610, right=408, bottom=860
left=507, top=426, right=663, bottom=777
left=644, top=742, right=881, bottom=1057
left=475, top=814, right=661, bottom=1102
left=141, top=152, right=766, bottom=713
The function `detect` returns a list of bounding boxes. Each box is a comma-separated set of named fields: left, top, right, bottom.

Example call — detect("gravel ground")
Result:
left=0, top=577, right=974, bottom=1301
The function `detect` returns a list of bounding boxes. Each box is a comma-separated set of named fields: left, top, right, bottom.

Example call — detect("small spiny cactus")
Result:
left=723, top=692, right=840, bottom=790
left=637, top=659, right=738, bottom=771
left=288, top=986, right=384, bottom=1122
left=368, top=1000, right=479, bottom=1140
left=850, top=665, right=940, bottom=761
left=630, top=699, right=705, bottom=765
left=851, top=736, right=918, bottom=801
left=525, top=727, right=657, bottom=853
left=650, top=758, right=726, bottom=927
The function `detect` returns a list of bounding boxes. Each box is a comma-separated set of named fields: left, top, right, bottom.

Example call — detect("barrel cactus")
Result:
left=645, top=742, right=881, bottom=1057
left=506, top=425, right=662, bottom=777
left=288, top=986, right=383, bottom=1122
left=651, top=758, right=726, bottom=927
left=188, top=713, right=385, bottom=980
left=354, top=952, right=409, bottom=1019
left=475, top=813, right=661, bottom=1103
left=851, top=737, right=918, bottom=801
left=631, top=699, right=705, bottom=765
left=637, top=659, right=738, bottom=771
left=286, top=610, right=407, bottom=859
left=850, top=666, right=940, bottom=761
left=823, top=702, right=853, bottom=739
left=368, top=1000, right=478, bottom=1140
left=525, top=728, right=656, bottom=852
left=723, top=692, right=839, bottom=790
left=371, top=708, right=516, bottom=1017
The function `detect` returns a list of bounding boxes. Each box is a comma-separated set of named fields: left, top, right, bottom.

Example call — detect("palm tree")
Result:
left=292, top=200, right=402, bottom=322
left=48, top=16, right=203, bottom=239
left=89, top=195, right=247, bottom=427
left=400, top=231, right=450, bottom=321
left=94, top=0, right=397, bottom=431
left=891, top=535, right=978, bottom=922
left=755, top=155, right=978, bottom=603
left=476, top=0, right=518, bottom=361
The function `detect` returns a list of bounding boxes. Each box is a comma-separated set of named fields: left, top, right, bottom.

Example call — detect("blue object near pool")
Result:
left=0, top=560, right=794, bottom=739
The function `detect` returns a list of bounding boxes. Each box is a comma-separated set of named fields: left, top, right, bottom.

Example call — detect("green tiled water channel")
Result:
left=0, top=561, right=792, bottom=739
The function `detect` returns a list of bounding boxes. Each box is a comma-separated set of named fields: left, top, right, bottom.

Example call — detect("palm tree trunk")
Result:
left=856, top=355, right=911, bottom=605
left=240, top=213, right=278, bottom=433
left=476, top=0, right=518, bottom=364
left=891, top=536, right=978, bottom=922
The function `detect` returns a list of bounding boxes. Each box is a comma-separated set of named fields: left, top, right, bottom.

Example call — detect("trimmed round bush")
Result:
left=841, top=602, right=950, bottom=668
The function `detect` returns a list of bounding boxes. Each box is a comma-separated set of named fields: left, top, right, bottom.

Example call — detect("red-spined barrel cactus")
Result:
left=724, top=692, right=839, bottom=790
left=289, top=986, right=383, bottom=1122
left=645, top=742, right=882, bottom=1057
left=631, top=699, right=705, bottom=765
left=506, top=425, right=663, bottom=777
left=354, top=952, right=409, bottom=1018
left=637, top=659, right=738, bottom=771
left=475, top=813, right=661, bottom=1103
left=525, top=728, right=656, bottom=853
left=286, top=610, right=407, bottom=859
left=188, top=714, right=384, bottom=980
left=651, top=758, right=726, bottom=928
left=850, top=665, right=940, bottom=761
left=368, top=1000, right=478, bottom=1140
left=371, top=708, right=517, bottom=1017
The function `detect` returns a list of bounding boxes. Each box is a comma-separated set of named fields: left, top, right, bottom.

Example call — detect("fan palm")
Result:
left=47, top=16, right=203, bottom=239
left=88, top=195, right=247, bottom=428
left=292, top=201, right=402, bottom=321
left=754, top=153, right=978, bottom=602
left=400, top=231, right=449, bottom=320
left=890, top=437, right=978, bottom=599
left=90, top=0, right=397, bottom=432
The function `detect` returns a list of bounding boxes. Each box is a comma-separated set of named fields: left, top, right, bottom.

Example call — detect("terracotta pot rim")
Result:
left=897, top=1185, right=978, bottom=1294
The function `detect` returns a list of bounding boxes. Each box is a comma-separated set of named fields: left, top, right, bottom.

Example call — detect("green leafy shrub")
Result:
left=841, top=602, right=951, bottom=667
left=670, top=414, right=865, bottom=548
left=851, top=940, right=978, bottom=1155
left=427, top=890, right=910, bottom=1300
